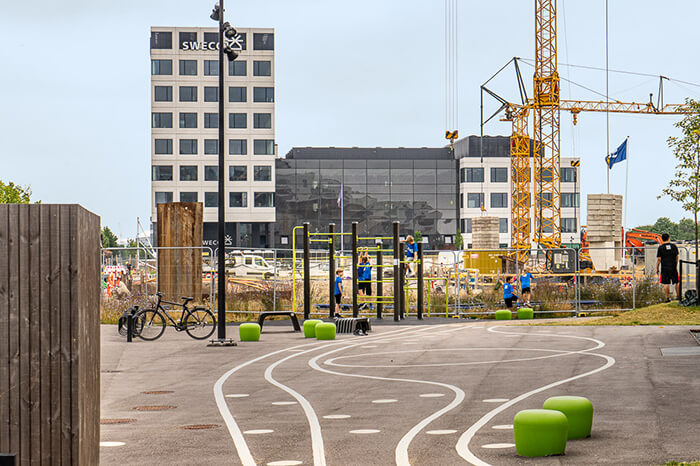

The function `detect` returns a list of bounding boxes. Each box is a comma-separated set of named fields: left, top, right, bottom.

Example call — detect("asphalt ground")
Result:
left=100, top=319, right=700, bottom=465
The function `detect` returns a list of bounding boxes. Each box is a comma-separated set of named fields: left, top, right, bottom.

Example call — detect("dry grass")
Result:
left=529, top=302, right=700, bottom=326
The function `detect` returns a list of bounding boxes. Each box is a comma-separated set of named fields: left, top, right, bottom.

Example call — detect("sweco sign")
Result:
left=180, top=34, right=244, bottom=51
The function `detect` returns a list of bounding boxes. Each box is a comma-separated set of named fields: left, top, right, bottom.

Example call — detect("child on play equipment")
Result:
left=519, top=267, right=533, bottom=305
left=334, top=268, right=344, bottom=318
left=358, top=252, right=373, bottom=310
left=503, top=276, right=518, bottom=309
left=403, top=235, right=418, bottom=277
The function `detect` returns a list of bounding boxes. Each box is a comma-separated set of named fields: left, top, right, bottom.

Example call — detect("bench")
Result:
left=335, top=317, right=372, bottom=334
left=257, top=311, right=301, bottom=332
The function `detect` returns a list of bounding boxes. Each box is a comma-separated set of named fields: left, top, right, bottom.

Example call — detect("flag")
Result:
left=337, top=183, right=343, bottom=207
left=605, top=138, right=628, bottom=169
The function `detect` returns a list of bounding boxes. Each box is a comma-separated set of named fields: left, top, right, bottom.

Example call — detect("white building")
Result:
left=455, top=136, right=581, bottom=248
left=150, top=26, right=276, bottom=248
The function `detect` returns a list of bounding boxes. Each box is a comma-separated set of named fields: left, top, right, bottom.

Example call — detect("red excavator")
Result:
left=624, top=228, right=663, bottom=255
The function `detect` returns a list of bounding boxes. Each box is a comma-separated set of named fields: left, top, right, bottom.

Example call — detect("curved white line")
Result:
left=455, top=326, right=616, bottom=466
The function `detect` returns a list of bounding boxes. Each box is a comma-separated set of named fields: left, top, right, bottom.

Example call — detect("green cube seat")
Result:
left=495, top=309, right=512, bottom=320
left=303, top=319, right=323, bottom=338
left=543, top=396, right=594, bottom=439
left=513, top=409, right=568, bottom=457
left=315, top=322, right=336, bottom=340
left=239, top=323, right=261, bottom=342
left=518, top=307, right=534, bottom=320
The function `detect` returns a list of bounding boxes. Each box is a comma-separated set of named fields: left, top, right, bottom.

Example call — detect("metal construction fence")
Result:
left=100, top=244, right=694, bottom=319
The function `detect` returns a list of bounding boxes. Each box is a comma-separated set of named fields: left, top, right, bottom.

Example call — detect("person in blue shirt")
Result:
left=334, top=268, right=344, bottom=318
left=503, top=276, right=518, bottom=309
left=358, top=252, right=373, bottom=310
left=519, top=267, right=534, bottom=305
left=403, top=235, right=418, bottom=277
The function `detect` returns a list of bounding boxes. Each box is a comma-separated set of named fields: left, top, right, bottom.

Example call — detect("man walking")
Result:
left=656, top=233, right=679, bottom=302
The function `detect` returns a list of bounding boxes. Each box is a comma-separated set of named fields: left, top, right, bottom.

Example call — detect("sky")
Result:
left=1, top=0, right=699, bottom=239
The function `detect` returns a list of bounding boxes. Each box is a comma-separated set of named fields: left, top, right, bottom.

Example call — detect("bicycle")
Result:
left=134, top=292, right=217, bottom=341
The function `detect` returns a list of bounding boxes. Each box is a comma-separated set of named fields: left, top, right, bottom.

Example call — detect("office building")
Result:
left=150, top=26, right=276, bottom=248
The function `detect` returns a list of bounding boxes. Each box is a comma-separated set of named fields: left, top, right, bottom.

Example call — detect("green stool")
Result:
left=239, top=323, right=261, bottom=342
left=315, top=322, right=336, bottom=340
left=303, top=319, right=323, bottom=338
left=543, top=396, right=593, bottom=439
left=495, top=309, right=512, bottom=320
left=513, top=409, right=568, bottom=457
left=517, top=308, right=534, bottom=320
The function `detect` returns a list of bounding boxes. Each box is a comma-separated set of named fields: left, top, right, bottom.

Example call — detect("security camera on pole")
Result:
left=209, top=1, right=240, bottom=346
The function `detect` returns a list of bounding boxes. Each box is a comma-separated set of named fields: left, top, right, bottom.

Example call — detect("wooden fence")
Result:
left=0, top=204, right=100, bottom=464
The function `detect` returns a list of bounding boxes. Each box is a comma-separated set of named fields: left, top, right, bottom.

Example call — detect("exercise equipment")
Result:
left=517, top=307, right=534, bottom=319
left=542, top=396, right=593, bottom=439
left=257, top=311, right=301, bottom=332
left=495, top=309, right=512, bottom=320
left=315, top=322, right=337, bottom=340
left=303, top=319, right=322, bottom=338
left=239, top=323, right=261, bottom=342
left=513, top=409, right=568, bottom=457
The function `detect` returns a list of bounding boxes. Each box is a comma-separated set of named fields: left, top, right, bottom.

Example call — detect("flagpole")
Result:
left=340, top=182, right=344, bottom=254
left=623, top=136, right=630, bottom=263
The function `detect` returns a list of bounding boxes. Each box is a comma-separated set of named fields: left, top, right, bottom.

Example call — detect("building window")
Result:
left=561, top=192, right=580, bottom=208
left=178, top=31, right=196, bottom=49
left=204, top=166, right=218, bottom=181
left=179, top=86, right=197, bottom=102
left=461, top=167, right=484, bottom=183
left=460, top=193, right=463, bottom=209
left=541, top=168, right=554, bottom=182
left=229, top=139, right=247, bottom=155
left=463, top=218, right=472, bottom=234
left=490, top=192, right=508, bottom=208
left=229, top=192, right=247, bottom=208
left=204, top=113, right=219, bottom=128
left=561, top=167, right=577, bottom=183
left=229, top=165, right=247, bottom=181
left=467, top=193, right=484, bottom=208
left=155, top=192, right=173, bottom=204
left=179, top=59, right=197, bottom=76
left=180, top=192, right=198, bottom=203
left=204, top=86, right=219, bottom=102
left=229, top=60, right=246, bottom=76
left=253, top=113, right=271, bottom=128
left=253, top=139, right=274, bottom=155
left=253, top=87, right=274, bottom=103
left=204, top=139, right=219, bottom=155
left=179, top=165, right=198, bottom=181
left=254, top=165, right=271, bottom=181
left=204, top=192, right=218, bottom=207
left=253, top=60, right=271, bottom=76
left=254, top=192, right=274, bottom=207
left=179, top=112, right=197, bottom=128
left=154, top=85, right=172, bottom=102
left=491, top=167, right=508, bottom=183
left=154, top=139, right=172, bottom=155
left=204, top=60, right=219, bottom=76
left=253, top=33, right=274, bottom=50
left=499, top=218, right=508, bottom=233
left=229, top=113, right=247, bottom=128
left=151, top=59, right=172, bottom=75
left=179, top=139, right=198, bottom=155
left=203, top=32, right=218, bottom=44
left=152, top=165, right=172, bottom=181
left=562, top=217, right=577, bottom=233
left=229, top=86, right=247, bottom=102
left=151, top=112, right=172, bottom=128
left=150, top=31, right=172, bottom=49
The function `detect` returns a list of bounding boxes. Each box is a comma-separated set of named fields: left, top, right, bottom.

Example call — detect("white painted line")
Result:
left=244, top=429, right=274, bottom=434
left=267, top=461, right=303, bottom=466
left=491, top=424, right=513, bottom=430
left=419, top=393, right=446, bottom=398
left=350, top=429, right=381, bottom=434
left=360, top=345, right=377, bottom=348
left=481, top=443, right=515, bottom=449
left=426, top=429, right=457, bottom=435
left=271, top=401, right=297, bottom=406
left=225, top=394, right=249, bottom=398
left=100, top=441, right=125, bottom=447
left=323, top=414, right=351, bottom=419
left=455, top=326, right=616, bottom=466
left=482, top=398, right=509, bottom=403
left=371, top=399, right=398, bottom=404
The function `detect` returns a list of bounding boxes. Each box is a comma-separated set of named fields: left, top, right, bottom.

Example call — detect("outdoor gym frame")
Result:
left=292, top=221, right=424, bottom=322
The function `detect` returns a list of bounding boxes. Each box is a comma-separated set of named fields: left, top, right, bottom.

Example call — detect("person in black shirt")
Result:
left=656, top=233, right=679, bottom=302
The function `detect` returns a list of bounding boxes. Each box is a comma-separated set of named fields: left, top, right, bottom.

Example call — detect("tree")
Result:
left=101, top=227, right=119, bottom=248
left=651, top=217, right=678, bottom=239
left=413, top=230, right=422, bottom=243
left=455, top=229, right=464, bottom=250
left=0, top=180, right=36, bottom=204
left=659, top=97, right=700, bottom=265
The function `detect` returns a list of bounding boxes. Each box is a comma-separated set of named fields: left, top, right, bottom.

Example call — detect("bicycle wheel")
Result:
left=183, top=308, right=217, bottom=340
left=135, top=309, right=166, bottom=341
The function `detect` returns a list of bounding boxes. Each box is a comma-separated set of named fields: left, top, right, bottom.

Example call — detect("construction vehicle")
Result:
left=624, top=228, right=663, bottom=255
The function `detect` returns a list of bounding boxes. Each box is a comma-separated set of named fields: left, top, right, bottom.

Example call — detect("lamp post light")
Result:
left=210, top=1, right=239, bottom=343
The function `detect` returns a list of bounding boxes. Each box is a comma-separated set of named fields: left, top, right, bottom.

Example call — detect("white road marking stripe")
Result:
left=491, top=424, right=513, bottom=430
left=419, top=393, right=446, bottom=398
left=482, top=399, right=509, bottom=403
left=323, top=414, right=351, bottom=419
left=244, top=429, right=274, bottom=434
left=481, top=443, right=514, bottom=449
left=426, top=429, right=457, bottom=435
left=350, top=429, right=381, bottom=434
left=100, top=441, right=125, bottom=447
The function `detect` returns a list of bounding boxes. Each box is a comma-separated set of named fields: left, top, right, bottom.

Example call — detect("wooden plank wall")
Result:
left=0, top=204, right=100, bottom=465
left=156, top=202, right=203, bottom=301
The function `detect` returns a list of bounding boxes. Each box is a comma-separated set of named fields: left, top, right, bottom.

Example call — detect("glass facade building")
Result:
left=274, top=147, right=458, bottom=249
